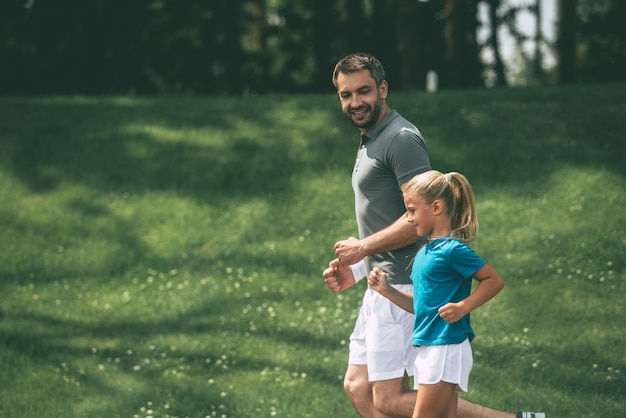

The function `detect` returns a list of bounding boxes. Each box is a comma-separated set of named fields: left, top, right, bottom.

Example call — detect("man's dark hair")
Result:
left=332, top=52, right=386, bottom=89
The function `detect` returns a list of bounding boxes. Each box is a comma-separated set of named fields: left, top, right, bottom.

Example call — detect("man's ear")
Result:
left=379, top=80, right=388, bottom=100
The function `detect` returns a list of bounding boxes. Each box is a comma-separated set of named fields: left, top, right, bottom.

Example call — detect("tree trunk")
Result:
left=392, top=0, right=421, bottom=89
left=219, top=0, right=244, bottom=94
left=557, top=0, right=577, bottom=84
left=311, top=0, right=335, bottom=91
left=533, top=0, right=545, bottom=83
left=370, top=0, right=395, bottom=74
left=248, top=0, right=267, bottom=92
left=488, top=0, right=507, bottom=87
left=339, top=0, right=366, bottom=54
left=444, top=0, right=482, bottom=88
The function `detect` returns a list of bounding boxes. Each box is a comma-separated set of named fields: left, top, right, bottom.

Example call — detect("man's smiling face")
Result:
left=336, top=69, right=388, bottom=132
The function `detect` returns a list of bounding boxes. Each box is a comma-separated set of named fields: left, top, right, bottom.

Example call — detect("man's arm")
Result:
left=334, top=212, right=419, bottom=266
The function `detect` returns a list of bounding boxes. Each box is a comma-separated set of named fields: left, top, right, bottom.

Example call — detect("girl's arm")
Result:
left=367, top=267, right=414, bottom=313
left=438, top=263, right=504, bottom=323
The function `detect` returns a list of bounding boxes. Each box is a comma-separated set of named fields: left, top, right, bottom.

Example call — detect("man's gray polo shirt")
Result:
left=352, top=110, right=431, bottom=285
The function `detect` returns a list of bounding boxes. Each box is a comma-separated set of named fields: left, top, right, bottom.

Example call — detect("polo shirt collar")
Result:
left=361, top=109, right=399, bottom=144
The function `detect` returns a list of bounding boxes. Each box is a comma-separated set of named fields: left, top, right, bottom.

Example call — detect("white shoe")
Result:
left=517, top=413, right=546, bottom=418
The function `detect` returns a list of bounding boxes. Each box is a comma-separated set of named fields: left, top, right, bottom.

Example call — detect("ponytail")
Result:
left=446, top=172, right=478, bottom=243
left=402, top=170, right=479, bottom=243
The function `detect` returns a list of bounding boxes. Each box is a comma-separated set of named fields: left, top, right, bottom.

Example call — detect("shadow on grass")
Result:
left=0, top=96, right=353, bottom=201
left=0, top=286, right=348, bottom=415
left=2, top=88, right=624, bottom=204
left=401, top=84, right=626, bottom=186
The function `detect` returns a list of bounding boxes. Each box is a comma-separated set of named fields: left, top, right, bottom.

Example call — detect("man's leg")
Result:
left=353, top=372, right=528, bottom=418
left=344, top=364, right=388, bottom=418
left=457, top=397, right=515, bottom=418
left=370, top=373, right=416, bottom=417
left=367, top=383, right=517, bottom=418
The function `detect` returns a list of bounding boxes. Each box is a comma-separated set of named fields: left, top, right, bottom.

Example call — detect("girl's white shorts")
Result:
left=348, top=286, right=417, bottom=382
left=413, top=338, right=473, bottom=393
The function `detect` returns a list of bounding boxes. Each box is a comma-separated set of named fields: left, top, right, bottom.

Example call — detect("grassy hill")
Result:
left=0, top=84, right=624, bottom=417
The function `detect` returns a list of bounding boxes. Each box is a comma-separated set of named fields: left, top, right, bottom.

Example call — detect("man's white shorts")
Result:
left=348, top=286, right=416, bottom=382
left=413, top=338, right=473, bottom=393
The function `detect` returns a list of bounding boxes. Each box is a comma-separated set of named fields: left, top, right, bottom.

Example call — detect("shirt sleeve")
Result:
left=449, top=243, right=487, bottom=280
left=386, top=128, right=431, bottom=186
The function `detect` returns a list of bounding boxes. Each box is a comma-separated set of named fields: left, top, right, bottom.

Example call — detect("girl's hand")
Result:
left=367, top=267, right=389, bottom=294
left=438, top=302, right=469, bottom=324
left=368, top=267, right=415, bottom=314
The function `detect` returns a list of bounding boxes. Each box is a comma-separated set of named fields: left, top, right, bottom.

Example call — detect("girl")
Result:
left=368, top=170, right=504, bottom=418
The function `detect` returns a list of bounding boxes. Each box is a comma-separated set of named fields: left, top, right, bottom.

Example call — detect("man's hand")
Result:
left=334, top=237, right=364, bottom=266
left=322, top=258, right=356, bottom=293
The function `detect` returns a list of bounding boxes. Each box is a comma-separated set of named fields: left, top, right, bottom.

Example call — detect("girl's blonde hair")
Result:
left=401, top=170, right=479, bottom=243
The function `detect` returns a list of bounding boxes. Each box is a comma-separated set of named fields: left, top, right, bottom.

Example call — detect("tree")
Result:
left=219, top=0, right=245, bottom=94
left=444, top=0, right=483, bottom=88
left=310, top=0, right=336, bottom=91
left=392, top=0, right=421, bottom=89
left=442, top=0, right=483, bottom=88
left=532, top=0, right=545, bottom=83
left=577, top=0, right=626, bottom=82
left=486, top=0, right=508, bottom=87
left=557, top=0, right=577, bottom=84
left=14, top=0, right=625, bottom=94
left=338, top=0, right=368, bottom=53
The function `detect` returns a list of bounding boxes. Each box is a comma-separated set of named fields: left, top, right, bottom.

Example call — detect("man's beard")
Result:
left=346, top=95, right=383, bottom=130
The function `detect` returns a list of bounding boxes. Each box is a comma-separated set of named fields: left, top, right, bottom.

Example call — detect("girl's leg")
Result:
left=413, top=381, right=457, bottom=418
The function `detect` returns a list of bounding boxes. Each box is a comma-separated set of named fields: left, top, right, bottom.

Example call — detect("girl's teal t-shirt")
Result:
left=411, top=237, right=486, bottom=346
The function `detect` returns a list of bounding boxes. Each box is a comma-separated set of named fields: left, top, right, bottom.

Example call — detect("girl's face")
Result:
left=404, top=194, right=436, bottom=237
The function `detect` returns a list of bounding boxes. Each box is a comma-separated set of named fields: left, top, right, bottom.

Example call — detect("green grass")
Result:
left=1, top=85, right=624, bottom=418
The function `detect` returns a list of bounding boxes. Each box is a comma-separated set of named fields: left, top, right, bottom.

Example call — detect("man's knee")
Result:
left=371, top=390, right=396, bottom=416
left=371, top=376, right=415, bottom=417
left=371, top=382, right=394, bottom=415
left=344, top=370, right=370, bottom=401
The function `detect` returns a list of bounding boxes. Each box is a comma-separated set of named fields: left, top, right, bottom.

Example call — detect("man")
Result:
left=323, top=52, right=545, bottom=418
